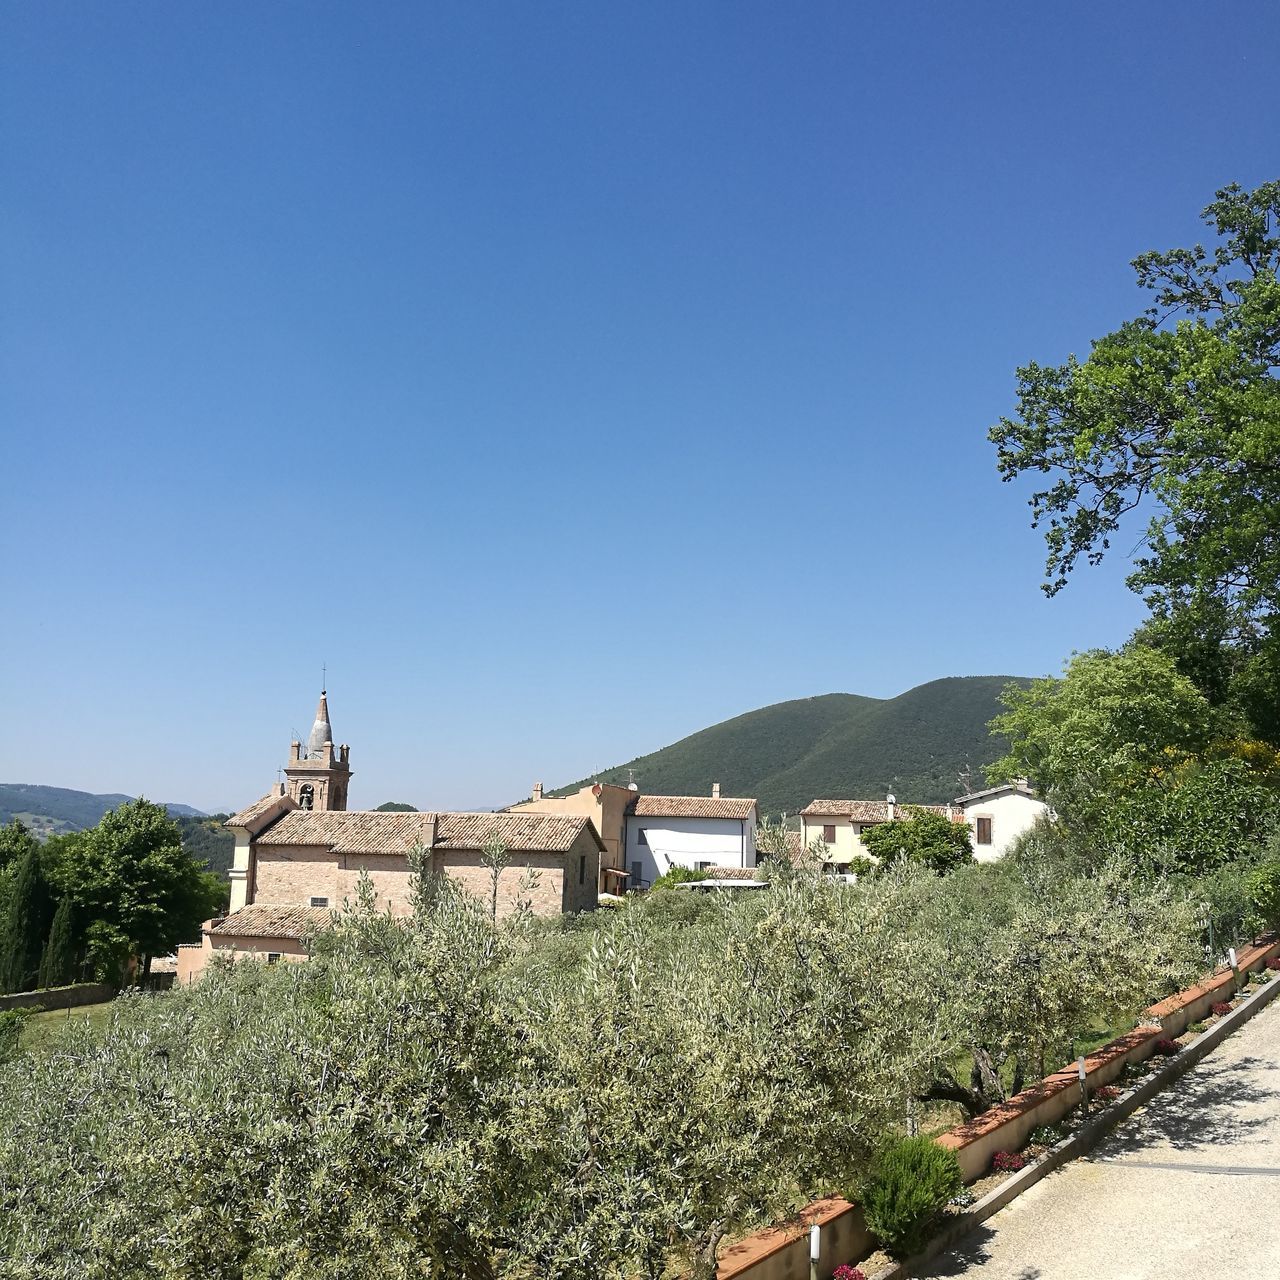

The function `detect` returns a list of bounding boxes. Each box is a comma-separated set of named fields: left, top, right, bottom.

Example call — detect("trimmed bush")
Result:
left=858, top=1136, right=963, bottom=1258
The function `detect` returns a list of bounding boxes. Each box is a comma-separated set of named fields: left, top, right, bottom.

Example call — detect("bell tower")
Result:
left=283, top=690, right=352, bottom=811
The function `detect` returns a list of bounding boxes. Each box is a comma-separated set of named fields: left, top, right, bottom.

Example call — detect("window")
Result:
left=975, top=816, right=993, bottom=845
left=310, top=896, right=329, bottom=909
left=579, top=854, right=586, bottom=886
left=266, top=953, right=281, bottom=965
left=298, top=784, right=315, bottom=811
left=822, top=824, right=836, bottom=843
left=631, top=860, right=642, bottom=884
left=636, top=828, right=648, bottom=846
left=696, top=861, right=711, bottom=871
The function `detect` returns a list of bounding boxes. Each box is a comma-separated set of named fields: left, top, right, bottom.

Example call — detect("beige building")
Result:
left=507, top=780, right=636, bottom=895
left=178, top=694, right=601, bottom=984
left=798, top=796, right=954, bottom=867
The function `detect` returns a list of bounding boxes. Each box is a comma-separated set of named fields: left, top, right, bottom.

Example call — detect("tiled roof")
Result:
left=226, top=791, right=293, bottom=829
left=209, top=903, right=331, bottom=941
left=632, top=795, right=757, bottom=820
left=700, top=866, right=759, bottom=880
left=756, top=829, right=804, bottom=858
left=256, top=809, right=600, bottom=855
left=799, top=799, right=950, bottom=821
left=435, top=812, right=602, bottom=853
left=954, top=781, right=1040, bottom=805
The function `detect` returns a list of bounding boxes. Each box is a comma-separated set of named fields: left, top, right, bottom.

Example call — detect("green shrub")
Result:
left=859, top=1136, right=964, bottom=1257
left=650, top=865, right=705, bottom=889
left=0, top=1007, right=32, bottom=1064
left=846, top=855, right=876, bottom=879
left=1248, top=860, right=1280, bottom=932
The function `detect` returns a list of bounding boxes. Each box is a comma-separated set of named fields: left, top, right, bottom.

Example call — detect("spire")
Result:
left=306, top=690, right=333, bottom=758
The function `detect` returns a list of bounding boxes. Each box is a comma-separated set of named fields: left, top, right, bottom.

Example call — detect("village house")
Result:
left=799, top=781, right=1049, bottom=867
left=177, top=693, right=601, bottom=983
left=624, top=787, right=758, bottom=886
left=798, top=795, right=954, bottom=869
left=510, top=780, right=758, bottom=889
left=953, top=778, right=1049, bottom=861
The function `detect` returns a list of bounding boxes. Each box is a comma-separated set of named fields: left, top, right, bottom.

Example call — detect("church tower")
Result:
left=283, top=690, right=352, bottom=811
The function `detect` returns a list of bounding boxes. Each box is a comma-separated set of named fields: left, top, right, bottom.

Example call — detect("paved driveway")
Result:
left=917, top=996, right=1280, bottom=1280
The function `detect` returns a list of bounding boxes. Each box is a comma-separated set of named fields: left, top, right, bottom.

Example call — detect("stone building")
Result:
left=177, top=693, right=601, bottom=983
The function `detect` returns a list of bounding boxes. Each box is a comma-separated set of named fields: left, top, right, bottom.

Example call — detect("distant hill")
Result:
left=0, top=783, right=206, bottom=840
left=553, top=676, right=1029, bottom=817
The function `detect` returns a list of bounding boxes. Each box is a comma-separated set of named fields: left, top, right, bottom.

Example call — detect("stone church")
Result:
left=176, top=692, right=600, bottom=983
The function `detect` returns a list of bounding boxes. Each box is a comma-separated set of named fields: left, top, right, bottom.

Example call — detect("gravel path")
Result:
left=916, top=995, right=1280, bottom=1280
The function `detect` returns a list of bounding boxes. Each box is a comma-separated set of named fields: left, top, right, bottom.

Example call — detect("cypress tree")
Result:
left=38, top=897, right=79, bottom=989
left=0, top=846, right=52, bottom=994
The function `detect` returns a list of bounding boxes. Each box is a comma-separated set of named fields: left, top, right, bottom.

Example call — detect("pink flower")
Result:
left=833, top=1267, right=866, bottom=1280
left=991, top=1150, right=1026, bottom=1172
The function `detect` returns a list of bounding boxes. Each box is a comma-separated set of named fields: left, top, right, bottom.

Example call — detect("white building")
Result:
left=954, top=780, right=1049, bottom=862
left=624, top=788, right=758, bottom=887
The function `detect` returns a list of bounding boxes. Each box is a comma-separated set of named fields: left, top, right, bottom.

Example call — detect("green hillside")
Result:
left=0, top=783, right=231, bottom=877
left=554, top=676, right=1028, bottom=817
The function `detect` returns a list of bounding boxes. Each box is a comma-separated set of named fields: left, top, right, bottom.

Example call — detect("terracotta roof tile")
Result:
left=209, top=903, right=331, bottom=941
left=256, top=809, right=600, bottom=855
left=798, top=799, right=950, bottom=821
left=632, top=795, right=756, bottom=820
left=226, top=791, right=294, bottom=829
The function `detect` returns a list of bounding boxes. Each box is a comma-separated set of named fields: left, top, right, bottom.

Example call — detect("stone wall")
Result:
left=254, top=839, right=599, bottom=920
left=255, top=848, right=416, bottom=914
left=0, top=982, right=114, bottom=1013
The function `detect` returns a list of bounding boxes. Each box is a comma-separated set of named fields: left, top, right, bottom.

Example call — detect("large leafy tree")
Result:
left=861, top=806, right=974, bottom=874
left=0, top=821, right=37, bottom=875
left=989, top=646, right=1218, bottom=807
left=55, top=799, right=223, bottom=979
left=991, top=181, right=1280, bottom=736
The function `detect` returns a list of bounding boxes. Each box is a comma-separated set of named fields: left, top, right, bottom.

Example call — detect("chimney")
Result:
left=712, top=782, right=721, bottom=799
left=887, top=792, right=896, bottom=819
left=532, top=781, right=544, bottom=802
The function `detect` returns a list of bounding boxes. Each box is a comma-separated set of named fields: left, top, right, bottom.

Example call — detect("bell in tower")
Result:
left=283, top=690, right=352, bottom=811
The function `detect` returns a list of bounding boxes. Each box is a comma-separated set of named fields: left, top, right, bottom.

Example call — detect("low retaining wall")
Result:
left=0, top=982, right=114, bottom=1014
left=712, top=933, right=1280, bottom=1280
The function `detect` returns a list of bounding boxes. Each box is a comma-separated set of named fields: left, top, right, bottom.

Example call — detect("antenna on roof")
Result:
left=322, top=662, right=327, bottom=693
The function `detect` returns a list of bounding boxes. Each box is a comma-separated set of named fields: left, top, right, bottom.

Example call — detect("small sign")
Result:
left=1229, top=947, right=1238, bottom=969
left=810, top=1223, right=821, bottom=1262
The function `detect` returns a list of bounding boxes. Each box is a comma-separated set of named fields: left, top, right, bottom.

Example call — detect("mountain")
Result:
left=553, top=675, right=1029, bottom=818
left=0, top=783, right=206, bottom=840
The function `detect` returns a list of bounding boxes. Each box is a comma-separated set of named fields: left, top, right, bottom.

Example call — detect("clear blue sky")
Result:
left=3, top=2, right=1277, bottom=813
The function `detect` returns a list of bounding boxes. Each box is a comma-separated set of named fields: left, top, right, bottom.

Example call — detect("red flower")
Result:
left=833, top=1267, right=866, bottom=1280
left=1153, top=1038, right=1180, bottom=1056
left=1266, top=957, right=1280, bottom=971
left=991, top=1150, right=1026, bottom=1172
left=1211, top=1002, right=1233, bottom=1017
